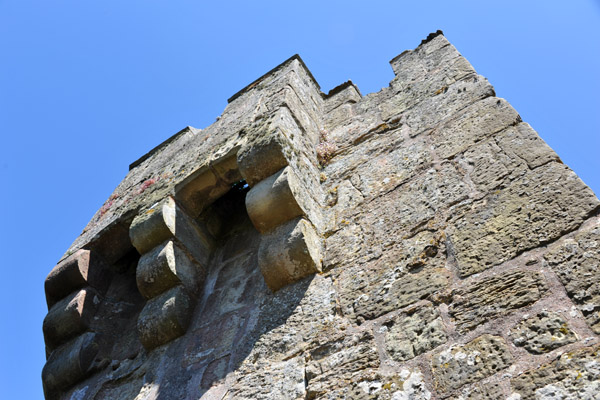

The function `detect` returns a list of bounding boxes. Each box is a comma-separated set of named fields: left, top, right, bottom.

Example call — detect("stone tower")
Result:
left=42, top=31, right=600, bottom=399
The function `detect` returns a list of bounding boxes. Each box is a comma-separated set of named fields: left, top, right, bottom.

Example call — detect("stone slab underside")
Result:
left=43, top=32, right=600, bottom=400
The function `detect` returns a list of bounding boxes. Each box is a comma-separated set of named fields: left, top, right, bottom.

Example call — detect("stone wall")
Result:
left=42, top=31, right=600, bottom=399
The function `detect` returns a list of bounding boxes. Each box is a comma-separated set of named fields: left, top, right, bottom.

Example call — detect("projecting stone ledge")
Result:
left=258, top=218, right=322, bottom=292
left=44, top=249, right=110, bottom=309
left=129, top=196, right=214, bottom=266
left=137, top=285, right=194, bottom=350
left=136, top=240, right=205, bottom=299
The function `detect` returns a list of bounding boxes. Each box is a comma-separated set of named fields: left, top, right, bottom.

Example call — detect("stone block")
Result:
left=400, top=76, right=496, bottom=138
left=245, top=167, right=305, bottom=233
left=449, top=162, right=599, bottom=277
left=209, top=144, right=243, bottom=184
left=129, top=196, right=213, bottom=266
left=306, top=331, right=380, bottom=399
left=384, top=304, right=447, bottom=362
left=455, top=381, right=506, bottom=400
left=136, top=240, right=206, bottom=299
left=510, top=311, right=577, bottom=354
left=510, top=345, right=600, bottom=400
left=449, top=271, right=548, bottom=333
left=337, top=230, right=449, bottom=323
left=496, top=122, right=560, bottom=169
left=137, top=285, right=194, bottom=350
left=43, top=288, right=98, bottom=351
left=432, top=96, right=521, bottom=160
left=45, top=249, right=110, bottom=309
left=432, top=335, right=512, bottom=393
left=228, top=356, right=306, bottom=400
left=382, top=34, right=478, bottom=120
left=308, top=368, right=431, bottom=400
left=175, top=164, right=232, bottom=217
left=237, top=129, right=291, bottom=187
left=544, top=221, right=600, bottom=334
left=258, top=218, right=322, bottom=292
left=358, top=163, right=468, bottom=239
left=323, top=81, right=361, bottom=114
left=42, top=332, right=100, bottom=397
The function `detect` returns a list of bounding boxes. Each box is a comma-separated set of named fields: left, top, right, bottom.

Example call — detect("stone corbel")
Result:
left=42, top=332, right=101, bottom=399
left=238, top=130, right=324, bottom=292
left=42, top=250, right=111, bottom=397
left=129, top=196, right=212, bottom=350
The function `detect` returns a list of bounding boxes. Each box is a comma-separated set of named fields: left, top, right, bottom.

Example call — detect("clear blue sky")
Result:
left=1, top=1, right=598, bottom=398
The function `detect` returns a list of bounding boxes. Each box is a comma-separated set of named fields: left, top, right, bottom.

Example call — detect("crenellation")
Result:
left=41, top=31, right=600, bottom=399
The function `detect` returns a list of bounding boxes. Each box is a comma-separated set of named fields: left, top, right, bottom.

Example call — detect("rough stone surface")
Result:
left=44, top=249, right=110, bottom=309
left=42, top=33, right=600, bottom=400
left=449, top=270, right=548, bottom=333
left=510, top=311, right=577, bottom=354
left=258, top=217, right=322, bottom=291
left=511, top=346, right=600, bottom=400
left=453, top=381, right=506, bottom=400
left=384, top=303, right=447, bottom=362
left=432, top=335, right=513, bottom=393
left=136, top=285, right=194, bottom=350
left=245, top=167, right=305, bottom=233
left=337, top=230, right=449, bottom=324
left=544, top=220, right=600, bottom=334
left=136, top=240, right=205, bottom=299
left=43, top=288, right=99, bottom=351
left=449, top=162, right=599, bottom=277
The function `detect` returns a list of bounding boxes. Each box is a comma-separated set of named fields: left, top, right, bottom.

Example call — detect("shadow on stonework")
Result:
left=62, top=183, right=315, bottom=400
left=153, top=183, right=315, bottom=399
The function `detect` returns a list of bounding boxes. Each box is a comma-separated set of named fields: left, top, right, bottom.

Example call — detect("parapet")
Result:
left=42, top=32, right=600, bottom=399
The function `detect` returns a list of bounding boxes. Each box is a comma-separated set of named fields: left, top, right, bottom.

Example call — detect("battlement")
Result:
left=42, top=32, right=600, bottom=399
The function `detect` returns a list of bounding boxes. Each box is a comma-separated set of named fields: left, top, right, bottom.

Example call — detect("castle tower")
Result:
left=42, top=32, right=600, bottom=399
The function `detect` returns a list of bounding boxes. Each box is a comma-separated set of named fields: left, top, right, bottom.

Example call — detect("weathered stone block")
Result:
left=309, top=368, right=431, bottom=400
left=432, top=96, right=521, bottom=159
left=432, top=335, right=512, bottom=393
left=457, top=139, right=520, bottom=194
left=258, top=218, right=322, bottom=292
left=44, top=249, right=110, bottom=309
left=323, top=81, right=361, bottom=114
left=510, top=311, right=577, bottom=354
left=175, top=164, right=232, bottom=217
left=496, top=122, right=560, bottom=169
left=43, top=288, right=98, bottom=351
left=432, top=97, right=521, bottom=158
left=237, top=129, right=291, bottom=187
left=246, top=166, right=308, bottom=233
left=359, top=162, right=469, bottom=238
left=384, top=304, right=447, bottom=362
left=449, top=270, right=548, bottom=333
left=129, top=196, right=213, bottom=266
left=544, top=221, right=600, bottom=334
left=42, top=332, right=100, bottom=397
left=337, top=230, right=449, bottom=323
left=510, top=345, right=600, bottom=400
left=136, top=240, right=205, bottom=299
left=449, top=162, right=599, bottom=277
left=228, top=356, right=306, bottom=400
left=209, top=144, right=243, bottom=184
left=324, top=132, right=433, bottom=205
left=385, top=33, right=478, bottom=119
left=306, top=331, right=380, bottom=399
left=454, top=380, right=506, bottom=400
left=137, top=285, right=194, bottom=350
left=401, top=75, right=496, bottom=138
